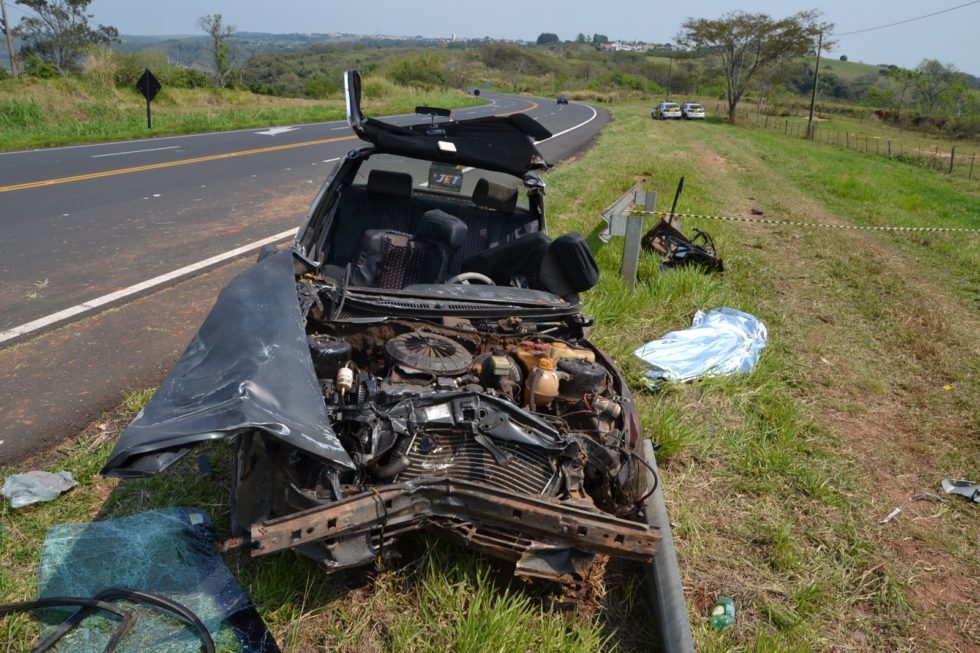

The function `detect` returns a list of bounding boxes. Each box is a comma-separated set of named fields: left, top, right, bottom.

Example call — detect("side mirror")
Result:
left=344, top=70, right=365, bottom=132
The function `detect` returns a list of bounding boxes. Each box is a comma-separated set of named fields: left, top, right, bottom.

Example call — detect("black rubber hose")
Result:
left=0, top=597, right=134, bottom=653
left=0, top=589, right=216, bottom=653
left=367, top=452, right=411, bottom=480
left=93, top=588, right=216, bottom=653
left=641, top=439, right=695, bottom=653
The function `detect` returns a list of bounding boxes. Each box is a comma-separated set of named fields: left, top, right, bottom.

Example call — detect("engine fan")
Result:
left=385, top=332, right=472, bottom=376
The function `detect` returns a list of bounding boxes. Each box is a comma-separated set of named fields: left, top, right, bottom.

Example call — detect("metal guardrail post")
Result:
left=601, top=186, right=659, bottom=290
left=642, top=439, right=695, bottom=653
left=620, top=192, right=655, bottom=289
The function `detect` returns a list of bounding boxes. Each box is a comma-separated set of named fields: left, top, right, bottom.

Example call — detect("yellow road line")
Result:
left=0, top=135, right=359, bottom=193
left=496, top=100, right=540, bottom=117
left=0, top=98, right=543, bottom=194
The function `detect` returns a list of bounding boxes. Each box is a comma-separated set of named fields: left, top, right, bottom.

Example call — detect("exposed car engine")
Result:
left=305, top=323, right=642, bottom=515
left=227, top=291, right=659, bottom=587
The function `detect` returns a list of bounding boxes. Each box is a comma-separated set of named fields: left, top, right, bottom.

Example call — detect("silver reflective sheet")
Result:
left=633, top=307, right=767, bottom=384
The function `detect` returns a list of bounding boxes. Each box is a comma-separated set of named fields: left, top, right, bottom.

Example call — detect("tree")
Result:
left=535, top=32, right=559, bottom=46
left=887, top=66, right=919, bottom=131
left=839, top=54, right=847, bottom=61
left=197, top=13, right=235, bottom=88
left=677, top=10, right=829, bottom=123
left=914, top=59, right=953, bottom=113
left=12, top=0, right=117, bottom=73
left=575, top=33, right=587, bottom=44
left=591, top=33, right=608, bottom=47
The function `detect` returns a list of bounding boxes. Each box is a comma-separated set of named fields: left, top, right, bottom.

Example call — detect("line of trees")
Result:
left=2, top=2, right=239, bottom=89
left=4, top=0, right=117, bottom=75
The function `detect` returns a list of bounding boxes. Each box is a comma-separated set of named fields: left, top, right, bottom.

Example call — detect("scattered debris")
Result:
left=709, top=596, right=736, bottom=631
left=38, top=507, right=279, bottom=652
left=0, top=588, right=217, bottom=653
left=941, top=478, right=980, bottom=503
left=880, top=507, right=902, bottom=523
left=2, top=471, right=77, bottom=508
left=641, top=219, right=724, bottom=272
left=640, top=176, right=723, bottom=272
left=633, top=308, right=767, bottom=384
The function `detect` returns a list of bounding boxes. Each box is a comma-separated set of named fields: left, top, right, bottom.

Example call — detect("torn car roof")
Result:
left=346, top=70, right=551, bottom=177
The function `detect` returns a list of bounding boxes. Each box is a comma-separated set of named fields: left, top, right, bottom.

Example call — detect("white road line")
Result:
left=90, top=145, right=181, bottom=158
left=535, top=104, right=599, bottom=144
left=330, top=126, right=351, bottom=131
left=0, top=97, right=500, bottom=157
left=0, top=121, right=353, bottom=156
left=0, top=229, right=297, bottom=346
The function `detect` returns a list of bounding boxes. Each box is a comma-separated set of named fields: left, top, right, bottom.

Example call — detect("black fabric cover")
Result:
left=358, top=115, right=550, bottom=178
left=539, top=232, right=600, bottom=297
left=102, top=250, right=354, bottom=477
left=461, top=231, right=551, bottom=285
left=473, top=178, right=518, bottom=213
left=418, top=209, right=468, bottom=249
left=367, top=169, right=413, bottom=197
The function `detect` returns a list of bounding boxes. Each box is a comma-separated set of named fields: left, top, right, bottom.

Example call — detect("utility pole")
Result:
left=806, top=31, right=823, bottom=140
left=1, top=0, right=18, bottom=77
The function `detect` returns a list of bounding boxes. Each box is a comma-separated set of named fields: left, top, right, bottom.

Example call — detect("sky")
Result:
left=12, top=0, right=979, bottom=74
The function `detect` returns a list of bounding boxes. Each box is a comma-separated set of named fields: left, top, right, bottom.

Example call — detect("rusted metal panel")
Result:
left=249, top=478, right=658, bottom=564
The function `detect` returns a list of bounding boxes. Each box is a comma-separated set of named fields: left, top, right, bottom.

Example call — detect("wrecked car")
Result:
left=101, top=71, right=660, bottom=593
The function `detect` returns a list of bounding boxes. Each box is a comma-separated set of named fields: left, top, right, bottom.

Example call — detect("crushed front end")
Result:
left=232, top=274, right=659, bottom=588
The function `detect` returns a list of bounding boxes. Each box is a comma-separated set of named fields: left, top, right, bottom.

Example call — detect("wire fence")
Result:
left=713, top=103, right=979, bottom=182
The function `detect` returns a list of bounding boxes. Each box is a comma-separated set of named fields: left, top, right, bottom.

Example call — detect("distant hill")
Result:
left=113, top=32, right=485, bottom=71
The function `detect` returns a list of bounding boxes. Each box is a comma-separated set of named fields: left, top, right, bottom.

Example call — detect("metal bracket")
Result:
left=599, top=185, right=656, bottom=289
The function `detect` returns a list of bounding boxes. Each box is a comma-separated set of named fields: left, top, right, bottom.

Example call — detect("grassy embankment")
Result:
left=651, top=97, right=980, bottom=181
left=0, top=75, right=482, bottom=152
left=1, top=100, right=978, bottom=651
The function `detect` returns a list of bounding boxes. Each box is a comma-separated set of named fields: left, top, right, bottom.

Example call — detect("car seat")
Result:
left=351, top=209, right=467, bottom=288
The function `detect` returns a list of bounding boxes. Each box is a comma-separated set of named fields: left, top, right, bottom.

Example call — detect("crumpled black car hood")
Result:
left=102, top=250, right=353, bottom=477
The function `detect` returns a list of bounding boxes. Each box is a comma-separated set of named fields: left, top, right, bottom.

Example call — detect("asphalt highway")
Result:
left=0, top=93, right=608, bottom=465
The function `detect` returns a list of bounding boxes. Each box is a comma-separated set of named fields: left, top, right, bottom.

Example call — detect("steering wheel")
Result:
left=446, top=272, right=495, bottom=285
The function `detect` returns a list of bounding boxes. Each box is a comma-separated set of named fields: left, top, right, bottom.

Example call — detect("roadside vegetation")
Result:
left=2, top=97, right=978, bottom=651
left=2, top=4, right=978, bottom=153
left=0, top=73, right=480, bottom=152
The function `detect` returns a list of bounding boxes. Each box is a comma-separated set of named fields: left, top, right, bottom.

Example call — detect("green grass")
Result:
left=0, top=76, right=482, bottom=152
left=2, top=99, right=978, bottom=651
left=726, top=101, right=980, bottom=180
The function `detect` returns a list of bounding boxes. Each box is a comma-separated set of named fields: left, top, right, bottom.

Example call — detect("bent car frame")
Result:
left=102, top=72, right=660, bottom=594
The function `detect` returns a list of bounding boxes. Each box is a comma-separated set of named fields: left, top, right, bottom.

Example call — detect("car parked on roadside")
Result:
left=651, top=102, right=681, bottom=120
left=101, top=71, right=660, bottom=593
left=681, top=102, right=705, bottom=119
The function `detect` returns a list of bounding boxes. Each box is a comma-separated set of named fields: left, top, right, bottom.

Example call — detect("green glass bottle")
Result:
left=710, top=596, right=736, bottom=631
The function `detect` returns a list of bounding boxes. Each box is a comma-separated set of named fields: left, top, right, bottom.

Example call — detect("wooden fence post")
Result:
left=970, top=152, right=976, bottom=180
left=888, top=140, right=892, bottom=158
left=949, top=146, right=956, bottom=174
